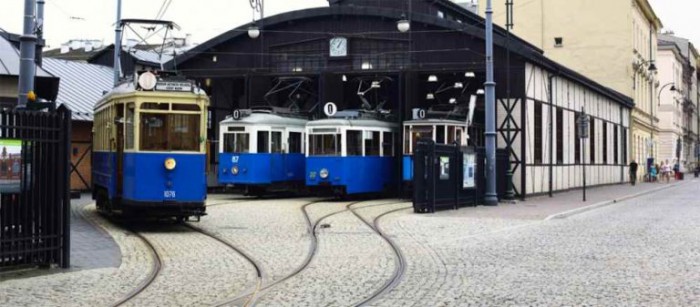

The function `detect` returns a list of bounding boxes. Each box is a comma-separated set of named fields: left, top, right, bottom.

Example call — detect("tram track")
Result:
left=109, top=230, right=162, bottom=307
left=183, top=224, right=264, bottom=307
left=228, top=199, right=408, bottom=306
left=348, top=203, right=412, bottom=306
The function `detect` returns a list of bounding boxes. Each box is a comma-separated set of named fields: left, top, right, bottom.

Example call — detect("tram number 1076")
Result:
left=164, top=190, right=177, bottom=198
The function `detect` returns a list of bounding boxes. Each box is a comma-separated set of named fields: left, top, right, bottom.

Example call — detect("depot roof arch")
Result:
left=169, top=5, right=633, bottom=108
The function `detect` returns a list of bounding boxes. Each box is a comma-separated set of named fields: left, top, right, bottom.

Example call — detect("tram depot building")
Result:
left=168, top=0, right=634, bottom=198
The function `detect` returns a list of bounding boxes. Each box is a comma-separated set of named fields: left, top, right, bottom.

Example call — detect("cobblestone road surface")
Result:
left=1, top=181, right=699, bottom=306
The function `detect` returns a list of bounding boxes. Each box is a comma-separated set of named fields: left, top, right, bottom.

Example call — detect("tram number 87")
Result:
left=164, top=190, right=177, bottom=198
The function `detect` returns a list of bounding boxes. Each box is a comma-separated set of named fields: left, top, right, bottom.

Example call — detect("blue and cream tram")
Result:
left=218, top=108, right=308, bottom=195
left=402, top=119, right=467, bottom=183
left=305, top=110, right=398, bottom=196
left=92, top=72, right=209, bottom=219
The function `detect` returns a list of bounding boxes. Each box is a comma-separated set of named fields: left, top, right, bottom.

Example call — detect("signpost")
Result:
left=577, top=106, right=589, bottom=202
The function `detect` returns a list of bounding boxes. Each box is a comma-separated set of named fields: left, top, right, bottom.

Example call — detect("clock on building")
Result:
left=329, top=37, right=348, bottom=57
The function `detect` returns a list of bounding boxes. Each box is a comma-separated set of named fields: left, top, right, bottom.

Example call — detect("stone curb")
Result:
left=544, top=179, right=693, bottom=221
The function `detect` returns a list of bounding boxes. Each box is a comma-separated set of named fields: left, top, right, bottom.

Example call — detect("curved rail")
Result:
left=183, top=224, right=265, bottom=307
left=110, top=231, right=163, bottom=307
left=348, top=203, right=412, bottom=306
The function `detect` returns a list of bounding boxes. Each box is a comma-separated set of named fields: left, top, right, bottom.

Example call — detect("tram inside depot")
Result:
left=218, top=71, right=485, bottom=158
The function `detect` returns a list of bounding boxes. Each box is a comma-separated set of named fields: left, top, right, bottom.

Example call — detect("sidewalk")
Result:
left=432, top=178, right=695, bottom=220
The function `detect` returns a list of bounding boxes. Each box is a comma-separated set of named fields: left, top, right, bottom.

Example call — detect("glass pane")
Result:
left=383, top=132, right=393, bottom=157
left=404, top=126, right=411, bottom=154
left=257, top=131, right=270, bottom=153
left=223, top=133, right=249, bottom=153
left=455, top=128, right=463, bottom=145
left=365, top=131, right=380, bottom=156
left=289, top=132, right=302, bottom=154
left=271, top=131, right=283, bottom=153
left=411, top=126, right=433, bottom=152
left=310, top=134, right=340, bottom=156
left=436, top=125, right=446, bottom=144
left=140, top=113, right=167, bottom=151
left=448, top=126, right=456, bottom=145
left=172, top=104, right=200, bottom=111
left=168, top=114, right=200, bottom=151
left=125, top=103, right=135, bottom=149
left=347, top=130, right=363, bottom=156
left=141, top=102, right=169, bottom=110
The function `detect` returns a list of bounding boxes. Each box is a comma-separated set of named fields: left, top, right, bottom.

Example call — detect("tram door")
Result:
left=115, top=105, right=125, bottom=197
left=270, top=130, right=283, bottom=180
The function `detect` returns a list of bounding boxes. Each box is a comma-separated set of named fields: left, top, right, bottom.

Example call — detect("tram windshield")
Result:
left=404, top=125, right=433, bottom=155
left=223, top=130, right=249, bottom=153
left=140, top=113, right=201, bottom=151
left=309, top=134, right=340, bottom=156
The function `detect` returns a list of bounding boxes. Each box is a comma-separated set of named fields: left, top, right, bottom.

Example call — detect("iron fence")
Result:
left=0, top=106, right=71, bottom=269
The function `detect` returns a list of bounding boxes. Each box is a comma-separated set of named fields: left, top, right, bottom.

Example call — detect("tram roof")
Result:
left=307, top=118, right=398, bottom=129
left=403, top=118, right=467, bottom=126
left=94, top=81, right=207, bottom=110
left=220, top=112, right=308, bottom=127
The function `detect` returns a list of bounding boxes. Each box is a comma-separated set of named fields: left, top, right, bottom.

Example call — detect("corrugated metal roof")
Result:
left=0, top=34, right=55, bottom=78
left=42, top=58, right=113, bottom=121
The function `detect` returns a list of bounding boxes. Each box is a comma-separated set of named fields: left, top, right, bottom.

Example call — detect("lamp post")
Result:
left=484, top=0, right=498, bottom=206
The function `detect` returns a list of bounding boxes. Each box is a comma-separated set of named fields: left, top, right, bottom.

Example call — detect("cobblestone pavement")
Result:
left=2, top=181, right=699, bottom=306
left=375, top=180, right=700, bottom=306
left=0, top=205, right=151, bottom=306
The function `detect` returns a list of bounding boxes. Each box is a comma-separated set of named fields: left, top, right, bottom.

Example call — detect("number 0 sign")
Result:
left=324, top=102, right=337, bottom=117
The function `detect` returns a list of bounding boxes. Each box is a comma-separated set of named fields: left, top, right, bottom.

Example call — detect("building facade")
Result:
left=170, top=0, right=633, bottom=197
left=657, top=34, right=699, bottom=171
left=478, top=0, right=662, bottom=178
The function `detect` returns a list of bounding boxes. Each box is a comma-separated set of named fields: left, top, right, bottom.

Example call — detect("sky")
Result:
left=0, top=1, right=698, bottom=50
left=0, top=0, right=328, bottom=49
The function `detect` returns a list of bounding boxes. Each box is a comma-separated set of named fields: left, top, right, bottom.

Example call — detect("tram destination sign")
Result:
left=156, top=81, right=192, bottom=92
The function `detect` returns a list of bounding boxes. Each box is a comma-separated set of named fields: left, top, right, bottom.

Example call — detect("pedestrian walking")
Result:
left=629, top=160, right=638, bottom=185
left=661, top=162, right=671, bottom=183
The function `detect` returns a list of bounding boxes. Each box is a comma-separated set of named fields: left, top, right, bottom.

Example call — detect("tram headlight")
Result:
left=319, top=168, right=329, bottom=179
left=164, top=158, right=177, bottom=171
left=232, top=166, right=239, bottom=175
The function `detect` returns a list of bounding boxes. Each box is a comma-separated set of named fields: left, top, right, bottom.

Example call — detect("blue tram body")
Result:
left=305, top=111, right=398, bottom=196
left=218, top=109, right=308, bottom=195
left=92, top=72, right=209, bottom=219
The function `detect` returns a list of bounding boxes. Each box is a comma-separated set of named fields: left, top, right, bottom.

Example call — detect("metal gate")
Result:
left=0, top=106, right=72, bottom=269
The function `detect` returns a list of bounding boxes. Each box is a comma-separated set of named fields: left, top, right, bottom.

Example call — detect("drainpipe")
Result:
left=113, top=0, right=122, bottom=86
left=36, top=0, right=45, bottom=66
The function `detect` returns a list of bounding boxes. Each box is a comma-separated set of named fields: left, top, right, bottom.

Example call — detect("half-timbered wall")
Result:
left=524, top=63, right=631, bottom=195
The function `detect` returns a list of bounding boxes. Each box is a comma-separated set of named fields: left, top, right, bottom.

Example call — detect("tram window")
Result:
left=271, top=131, right=283, bottom=153
left=310, top=134, right=340, bottom=156
left=125, top=103, right=135, bottom=149
left=346, top=130, right=363, bottom=156
left=223, top=133, right=249, bottom=153
left=365, top=131, right=380, bottom=156
left=172, top=104, right=200, bottom=111
left=289, top=132, right=302, bottom=154
left=404, top=127, right=411, bottom=154
left=383, top=132, right=394, bottom=157
left=141, top=102, right=169, bottom=110
left=455, top=128, right=463, bottom=145
left=168, top=114, right=200, bottom=151
left=411, top=126, right=433, bottom=154
left=436, top=125, right=446, bottom=144
left=447, top=126, right=463, bottom=145
left=140, top=113, right=201, bottom=151
left=257, top=131, right=270, bottom=153
left=141, top=114, right=168, bottom=151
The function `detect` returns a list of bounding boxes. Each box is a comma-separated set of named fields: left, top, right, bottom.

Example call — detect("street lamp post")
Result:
left=484, top=0, right=498, bottom=206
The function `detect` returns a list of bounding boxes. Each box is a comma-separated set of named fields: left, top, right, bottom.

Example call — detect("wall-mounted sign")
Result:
left=0, top=139, right=22, bottom=193
left=463, top=152, right=476, bottom=189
